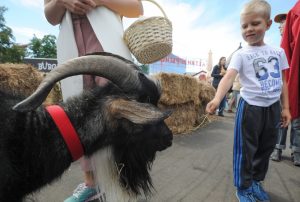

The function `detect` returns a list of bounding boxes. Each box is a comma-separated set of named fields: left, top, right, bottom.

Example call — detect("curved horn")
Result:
left=13, top=53, right=158, bottom=112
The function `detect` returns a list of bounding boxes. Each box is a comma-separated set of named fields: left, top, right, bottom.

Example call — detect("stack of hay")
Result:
left=154, top=73, right=215, bottom=135
left=0, top=63, right=62, bottom=106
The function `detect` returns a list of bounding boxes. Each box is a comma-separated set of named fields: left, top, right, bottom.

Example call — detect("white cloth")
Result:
left=228, top=44, right=289, bottom=107
left=56, top=7, right=132, bottom=100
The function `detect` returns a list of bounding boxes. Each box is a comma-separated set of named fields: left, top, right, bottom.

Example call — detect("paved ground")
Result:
left=31, top=112, right=300, bottom=202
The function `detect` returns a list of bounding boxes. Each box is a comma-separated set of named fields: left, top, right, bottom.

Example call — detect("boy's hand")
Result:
left=281, top=108, right=291, bottom=128
left=206, top=98, right=220, bottom=115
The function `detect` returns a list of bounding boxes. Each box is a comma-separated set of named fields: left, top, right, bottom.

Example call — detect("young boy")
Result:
left=206, top=1, right=291, bottom=202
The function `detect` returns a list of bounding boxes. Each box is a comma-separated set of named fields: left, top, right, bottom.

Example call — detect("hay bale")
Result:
left=0, top=63, right=42, bottom=97
left=159, top=102, right=213, bottom=135
left=197, top=80, right=216, bottom=105
left=0, top=63, right=62, bottom=105
left=154, top=73, right=201, bottom=105
left=159, top=102, right=198, bottom=134
left=155, top=73, right=216, bottom=135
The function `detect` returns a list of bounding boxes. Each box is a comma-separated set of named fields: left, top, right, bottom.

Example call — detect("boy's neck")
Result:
left=247, top=41, right=266, bottom=47
left=247, top=42, right=266, bottom=47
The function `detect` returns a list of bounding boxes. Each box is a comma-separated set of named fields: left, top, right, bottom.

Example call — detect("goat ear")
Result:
left=110, top=99, right=171, bottom=124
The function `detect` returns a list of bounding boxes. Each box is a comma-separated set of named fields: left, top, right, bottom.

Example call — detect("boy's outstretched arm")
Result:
left=206, top=69, right=238, bottom=114
left=280, top=72, right=291, bottom=127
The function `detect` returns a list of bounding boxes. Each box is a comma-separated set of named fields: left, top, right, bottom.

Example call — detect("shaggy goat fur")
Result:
left=0, top=83, right=172, bottom=202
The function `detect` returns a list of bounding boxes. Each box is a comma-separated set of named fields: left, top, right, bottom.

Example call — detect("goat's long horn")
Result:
left=13, top=52, right=159, bottom=112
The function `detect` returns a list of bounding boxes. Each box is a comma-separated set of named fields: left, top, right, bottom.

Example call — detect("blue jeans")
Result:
left=275, top=117, right=300, bottom=153
left=218, top=96, right=226, bottom=115
left=213, top=84, right=227, bottom=115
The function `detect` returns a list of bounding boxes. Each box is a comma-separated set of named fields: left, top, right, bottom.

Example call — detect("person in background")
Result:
left=206, top=0, right=291, bottom=201
left=227, top=74, right=241, bottom=113
left=44, top=0, right=143, bottom=201
left=279, top=1, right=300, bottom=166
left=269, top=12, right=293, bottom=162
left=211, top=57, right=227, bottom=117
left=198, top=70, right=207, bottom=81
left=274, top=13, right=287, bottom=36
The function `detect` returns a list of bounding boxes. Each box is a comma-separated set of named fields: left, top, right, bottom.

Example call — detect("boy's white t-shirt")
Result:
left=228, top=44, right=289, bottom=107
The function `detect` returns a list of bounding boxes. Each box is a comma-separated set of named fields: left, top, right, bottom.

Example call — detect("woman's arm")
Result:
left=44, top=0, right=96, bottom=25
left=93, top=0, right=143, bottom=17
left=44, top=0, right=66, bottom=25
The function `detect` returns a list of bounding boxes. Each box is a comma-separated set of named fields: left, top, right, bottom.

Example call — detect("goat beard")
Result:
left=91, top=145, right=155, bottom=202
left=113, top=142, right=155, bottom=195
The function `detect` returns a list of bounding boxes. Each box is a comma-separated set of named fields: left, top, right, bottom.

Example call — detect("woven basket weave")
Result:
left=124, top=0, right=172, bottom=64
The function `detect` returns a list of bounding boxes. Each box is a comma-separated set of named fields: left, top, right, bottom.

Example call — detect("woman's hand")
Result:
left=62, top=0, right=96, bottom=15
left=220, top=67, right=226, bottom=76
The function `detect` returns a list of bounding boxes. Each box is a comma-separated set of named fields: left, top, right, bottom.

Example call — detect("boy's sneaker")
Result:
left=64, top=183, right=97, bottom=202
left=236, top=187, right=256, bottom=202
left=251, top=181, right=270, bottom=202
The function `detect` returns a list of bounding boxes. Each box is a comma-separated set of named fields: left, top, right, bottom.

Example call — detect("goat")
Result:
left=0, top=52, right=173, bottom=202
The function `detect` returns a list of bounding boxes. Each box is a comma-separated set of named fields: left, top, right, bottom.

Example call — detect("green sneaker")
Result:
left=64, top=183, right=97, bottom=202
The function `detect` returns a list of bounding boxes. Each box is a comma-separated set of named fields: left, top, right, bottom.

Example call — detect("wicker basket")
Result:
left=124, top=0, right=172, bottom=64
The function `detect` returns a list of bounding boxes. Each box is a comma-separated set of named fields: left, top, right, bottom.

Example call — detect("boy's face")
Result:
left=240, top=12, right=272, bottom=46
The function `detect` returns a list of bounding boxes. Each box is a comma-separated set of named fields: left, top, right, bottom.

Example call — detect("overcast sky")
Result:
left=2, top=0, right=297, bottom=65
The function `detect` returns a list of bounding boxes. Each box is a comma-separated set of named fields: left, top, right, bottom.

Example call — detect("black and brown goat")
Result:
left=0, top=53, right=173, bottom=202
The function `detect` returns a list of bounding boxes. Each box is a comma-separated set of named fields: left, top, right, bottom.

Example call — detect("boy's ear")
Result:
left=266, top=19, right=272, bottom=30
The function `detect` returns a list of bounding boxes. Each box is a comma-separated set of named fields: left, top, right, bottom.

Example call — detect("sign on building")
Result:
left=23, top=58, right=57, bottom=72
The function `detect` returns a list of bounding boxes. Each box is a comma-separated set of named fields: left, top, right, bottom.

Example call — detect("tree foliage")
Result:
left=27, top=34, right=57, bottom=58
left=0, top=6, right=57, bottom=63
left=0, top=6, right=25, bottom=63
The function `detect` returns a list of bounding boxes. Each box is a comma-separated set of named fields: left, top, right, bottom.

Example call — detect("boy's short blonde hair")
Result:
left=241, top=0, right=271, bottom=20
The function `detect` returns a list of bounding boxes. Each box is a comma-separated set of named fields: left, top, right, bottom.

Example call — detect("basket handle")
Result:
left=141, top=0, right=168, bottom=19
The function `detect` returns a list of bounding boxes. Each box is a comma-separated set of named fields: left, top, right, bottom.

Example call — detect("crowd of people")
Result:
left=42, top=0, right=299, bottom=202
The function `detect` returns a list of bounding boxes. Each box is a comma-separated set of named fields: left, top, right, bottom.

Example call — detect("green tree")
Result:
left=0, top=6, right=25, bottom=63
left=27, top=34, right=57, bottom=58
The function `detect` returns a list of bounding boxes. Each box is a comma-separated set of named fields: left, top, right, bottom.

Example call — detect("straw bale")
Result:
left=0, top=63, right=62, bottom=105
left=0, top=63, right=42, bottom=97
left=197, top=80, right=216, bottom=106
left=158, top=102, right=196, bottom=134
left=154, top=73, right=201, bottom=105
left=155, top=73, right=216, bottom=135
left=158, top=102, right=212, bottom=135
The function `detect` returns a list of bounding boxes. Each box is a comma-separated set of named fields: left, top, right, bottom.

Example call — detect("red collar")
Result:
left=46, top=105, right=84, bottom=161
